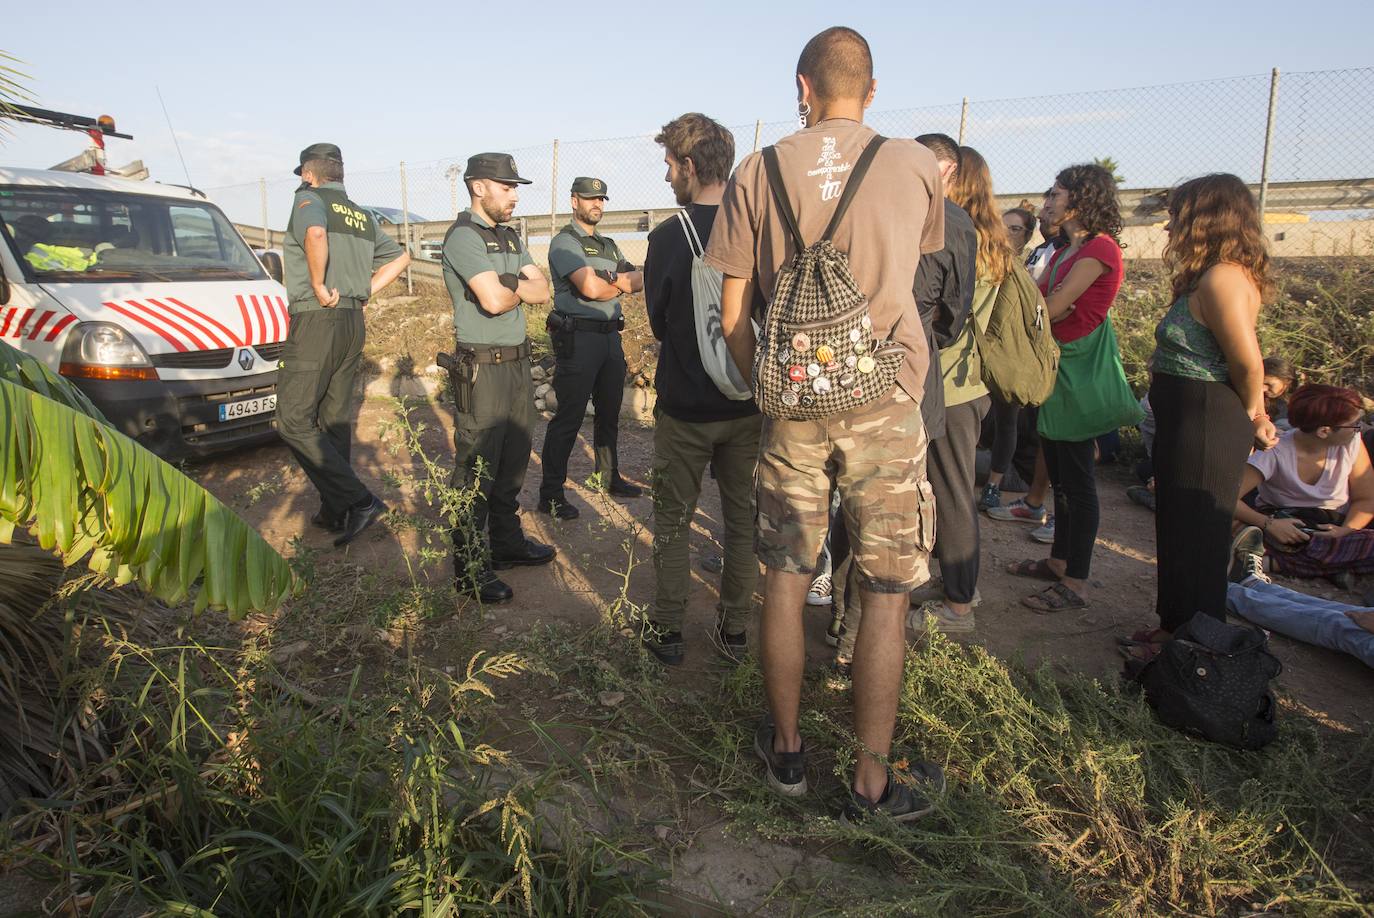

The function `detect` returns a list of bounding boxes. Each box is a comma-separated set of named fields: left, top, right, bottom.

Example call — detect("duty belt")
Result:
left=455, top=338, right=531, bottom=364
left=555, top=312, right=623, bottom=334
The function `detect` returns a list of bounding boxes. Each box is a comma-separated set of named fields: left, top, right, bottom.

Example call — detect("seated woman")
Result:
left=1232, top=384, right=1374, bottom=581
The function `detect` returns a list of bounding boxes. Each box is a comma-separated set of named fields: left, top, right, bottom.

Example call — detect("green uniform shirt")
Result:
left=284, top=182, right=402, bottom=315
left=442, top=207, right=533, bottom=346
left=548, top=221, right=627, bottom=320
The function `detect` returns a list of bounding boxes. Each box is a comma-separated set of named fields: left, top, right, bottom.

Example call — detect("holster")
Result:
left=436, top=350, right=477, bottom=414
left=546, top=312, right=575, bottom=359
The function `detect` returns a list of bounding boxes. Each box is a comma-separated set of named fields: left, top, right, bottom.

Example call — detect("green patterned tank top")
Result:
left=1151, top=295, right=1230, bottom=382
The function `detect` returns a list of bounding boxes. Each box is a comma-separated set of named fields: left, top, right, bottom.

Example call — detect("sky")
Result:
left=3, top=0, right=1372, bottom=215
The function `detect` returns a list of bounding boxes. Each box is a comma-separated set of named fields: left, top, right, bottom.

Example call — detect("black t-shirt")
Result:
left=644, top=203, right=760, bottom=423
left=913, top=199, right=977, bottom=440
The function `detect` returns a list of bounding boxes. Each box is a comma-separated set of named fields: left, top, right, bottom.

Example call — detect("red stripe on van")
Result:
left=236, top=295, right=254, bottom=345
left=0, top=309, right=14, bottom=337
left=11, top=309, right=34, bottom=338
left=124, top=299, right=206, bottom=350
left=44, top=315, right=77, bottom=342
left=146, top=297, right=227, bottom=349
left=27, top=311, right=54, bottom=339
left=277, top=297, right=291, bottom=336
left=165, top=296, right=243, bottom=347
left=104, top=301, right=187, bottom=352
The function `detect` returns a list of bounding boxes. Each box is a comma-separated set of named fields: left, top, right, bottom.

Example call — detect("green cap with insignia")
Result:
left=294, top=142, right=343, bottom=176
left=465, top=152, right=532, bottom=185
left=571, top=176, right=609, bottom=199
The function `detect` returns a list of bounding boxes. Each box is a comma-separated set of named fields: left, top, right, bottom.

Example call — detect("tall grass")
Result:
left=8, top=637, right=660, bottom=916
left=510, top=618, right=1374, bottom=915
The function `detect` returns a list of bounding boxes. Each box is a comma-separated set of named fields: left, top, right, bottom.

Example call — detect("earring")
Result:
left=797, top=101, right=811, bottom=129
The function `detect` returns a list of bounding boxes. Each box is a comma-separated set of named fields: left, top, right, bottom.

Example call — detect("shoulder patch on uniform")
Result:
left=298, top=199, right=316, bottom=209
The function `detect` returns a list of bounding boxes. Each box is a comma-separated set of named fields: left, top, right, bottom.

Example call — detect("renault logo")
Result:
left=238, top=348, right=255, bottom=371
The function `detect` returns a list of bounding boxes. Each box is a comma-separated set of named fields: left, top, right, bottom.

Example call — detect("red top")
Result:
left=1039, top=234, right=1124, bottom=343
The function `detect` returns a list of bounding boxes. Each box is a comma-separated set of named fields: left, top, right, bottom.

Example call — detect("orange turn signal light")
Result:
left=97, top=114, right=117, bottom=134
left=60, top=362, right=157, bottom=381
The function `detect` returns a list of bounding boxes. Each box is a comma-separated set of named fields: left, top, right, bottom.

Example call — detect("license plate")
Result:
left=218, top=394, right=277, bottom=422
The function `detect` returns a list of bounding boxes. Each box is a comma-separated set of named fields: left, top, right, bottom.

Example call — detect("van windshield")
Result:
left=0, top=186, right=267, bottom=283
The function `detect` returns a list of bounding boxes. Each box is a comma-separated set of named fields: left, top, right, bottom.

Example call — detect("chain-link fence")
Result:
left=209, top=67, right=1374, bottom=269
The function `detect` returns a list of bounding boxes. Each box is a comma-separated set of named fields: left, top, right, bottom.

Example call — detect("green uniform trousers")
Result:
left=450, top=356, right=534, bottom=561
left=277, top=308, right=369, bottom=515
left=649, top=409, right=763, bottom=633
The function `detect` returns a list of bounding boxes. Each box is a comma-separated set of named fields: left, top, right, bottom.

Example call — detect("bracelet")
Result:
left=1250, top=411, right=1269, bottom=422
left=1262, top=517, right=1272, bottom=532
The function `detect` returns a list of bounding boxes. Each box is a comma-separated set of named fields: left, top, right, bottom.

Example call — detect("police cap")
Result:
left=465, top=152, right=532, bottom=185
left=571, top=176, right=609, bottom=199
left=294, top=142, right=343, bottom=176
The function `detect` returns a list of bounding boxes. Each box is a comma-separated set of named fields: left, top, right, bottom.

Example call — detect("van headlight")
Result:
left=59, top=322, right=157, bottom=380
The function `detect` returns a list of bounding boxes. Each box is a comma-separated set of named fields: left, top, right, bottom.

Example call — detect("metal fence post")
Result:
left=446, top=164, right=461, bottom=218
left=753, top=119, right=762, bottom=153
left=1258, top=67, right=1281, bottom=224
left=958, top=97, right=969, bottom=145
left=550, top=139, right=560, bottom=242
left=400, top=161, right=413, bottom=294
left=259, top=177, right=269, bottom=250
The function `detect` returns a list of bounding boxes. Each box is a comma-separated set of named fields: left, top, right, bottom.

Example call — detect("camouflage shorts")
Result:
left=755, top=389, right=936, bottom=593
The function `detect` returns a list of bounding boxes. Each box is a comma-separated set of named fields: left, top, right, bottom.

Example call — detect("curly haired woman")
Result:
left=1124, top=174, right=1279, bottom=660
left=1009, top=163, right=1140, bottom=613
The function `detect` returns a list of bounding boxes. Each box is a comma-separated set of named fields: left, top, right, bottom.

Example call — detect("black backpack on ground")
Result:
left=1130, top=614, right=1282, bottom=750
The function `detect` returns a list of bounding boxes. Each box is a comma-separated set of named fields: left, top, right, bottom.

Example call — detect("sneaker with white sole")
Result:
left=987, top=498, right=1048, bottom=525
left=806, top=572, right=833, bottom=607
left=1030, top=516, right=1056, bottom=544
left=908, top=599, right=977, bottom=634
left=840, top=761, right=946, bottom=825
left=1229, top=525, right=1271, bottom=584
left=753, top=714, right=807, bottom=797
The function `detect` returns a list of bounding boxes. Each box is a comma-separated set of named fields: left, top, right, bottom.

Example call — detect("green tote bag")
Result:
left=1037, top=312, right=1143, bottom=442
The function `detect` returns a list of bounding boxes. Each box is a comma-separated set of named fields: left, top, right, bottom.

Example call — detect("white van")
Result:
left=0, top=166, right=289, bottom=459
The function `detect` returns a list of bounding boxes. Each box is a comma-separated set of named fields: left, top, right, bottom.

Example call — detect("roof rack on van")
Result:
left=2, top=105, right=134, bottom=139
left=155, top=182, right=208, bottom=199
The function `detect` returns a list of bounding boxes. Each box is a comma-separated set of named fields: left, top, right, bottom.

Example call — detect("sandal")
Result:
left=1021, top=582, right=1088, bottom=614
left=1007, top=558, right=1062, bottom=582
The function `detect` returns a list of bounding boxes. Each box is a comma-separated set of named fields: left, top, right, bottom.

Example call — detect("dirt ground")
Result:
left=191, top=385, right=1374, bottom=734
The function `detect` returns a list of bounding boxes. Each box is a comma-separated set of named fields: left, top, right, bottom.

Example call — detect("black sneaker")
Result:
left=607, top=476, right=643, bottom=498
left=753, top=714, right=807, bottom=797
left=491, top=538, right=556, bottom=569
left=537, top=498, right=580, bottom=521
left=825, top=605, right=846, bottom=648
left=455, top=567, right=514, bottom=605
left=334, top=495, right=388, bottom=547
left=310, top=507, right=344, bottom=533
left=710, top=623, right=747, bottom=663
left=1228, top=525, right=1270, bottom=584
left=641, top=624, right=684, bottom=666
left=978, top=482, right=1001, bottom=512
left=699, top=553, right=724, bottom=574
left=841, top=761, right=945, bottom=826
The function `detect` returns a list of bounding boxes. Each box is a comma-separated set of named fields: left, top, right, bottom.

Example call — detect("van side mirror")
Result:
left=259, top=251, right=284, bottom=284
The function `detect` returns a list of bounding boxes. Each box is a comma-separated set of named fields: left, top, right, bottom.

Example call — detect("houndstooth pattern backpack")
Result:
left=753, top=136, right=905, bottom=421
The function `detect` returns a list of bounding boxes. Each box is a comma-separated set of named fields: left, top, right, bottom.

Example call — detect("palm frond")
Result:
left=0, top=341, right=295, bottom=618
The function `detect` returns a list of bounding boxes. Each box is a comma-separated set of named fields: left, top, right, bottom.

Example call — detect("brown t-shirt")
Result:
left=704, top=118, right=945, bottom=402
